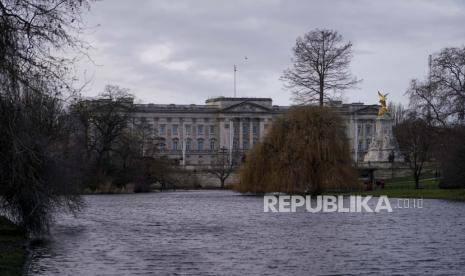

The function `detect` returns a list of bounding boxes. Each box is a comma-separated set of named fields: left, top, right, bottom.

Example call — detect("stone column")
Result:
left=218, top=118, right=225, bottom=149
left=239, top=118, right=243, bottom=150
left=229, top=118, right=233, bottom=164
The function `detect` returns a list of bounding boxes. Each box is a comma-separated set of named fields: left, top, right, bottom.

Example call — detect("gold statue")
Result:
left=377, top=91, right=389, bottom=116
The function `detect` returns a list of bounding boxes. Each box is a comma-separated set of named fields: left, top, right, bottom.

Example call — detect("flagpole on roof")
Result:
left=233, top=57, right=247, bottom=98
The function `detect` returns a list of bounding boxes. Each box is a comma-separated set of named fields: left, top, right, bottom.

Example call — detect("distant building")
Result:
left=127, top=97, right=379, bottom=167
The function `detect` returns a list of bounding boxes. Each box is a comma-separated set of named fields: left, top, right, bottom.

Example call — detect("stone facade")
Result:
left=328, top=101, right=380, bottom=163
left=128, top=97, right=380, bottom=168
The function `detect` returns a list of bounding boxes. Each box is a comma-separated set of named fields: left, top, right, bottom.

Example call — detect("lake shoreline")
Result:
left=327, top=176, right=465, bottom=201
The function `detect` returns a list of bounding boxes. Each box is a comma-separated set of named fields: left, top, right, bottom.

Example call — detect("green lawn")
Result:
left=330, top=174, right=465, bottom=201
left=0, top=217, right=27, bottom=276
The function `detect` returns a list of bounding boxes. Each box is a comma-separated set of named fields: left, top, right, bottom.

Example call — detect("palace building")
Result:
left=128, top=97, right=379, bottom=168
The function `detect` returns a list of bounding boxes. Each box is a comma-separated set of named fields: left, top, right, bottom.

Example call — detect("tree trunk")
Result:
left=220, top=178, right=225, bottom=189
left=414, top=174, right=420, bottom=189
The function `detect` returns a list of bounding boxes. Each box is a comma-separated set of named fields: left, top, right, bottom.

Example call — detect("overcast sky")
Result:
left=78, top=0, right=465, bottom=106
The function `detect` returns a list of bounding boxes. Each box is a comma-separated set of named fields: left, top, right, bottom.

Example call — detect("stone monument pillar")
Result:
left=364, top=92, right=403, bottom=162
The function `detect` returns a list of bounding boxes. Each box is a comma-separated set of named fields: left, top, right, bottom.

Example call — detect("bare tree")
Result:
left=388, top=102, right=407, bottom=126
left=74, top=85, right=134, bottom=188
left=207, top=147, right=235, bottom=188
left=432, top=47, right=465, bottom=124
left=408, top=47, right=465, bottom=126
left=0, top=0, right=90, bottom=94
left=281, top=29, right=360, bottom=106
left=115, top=116, right=157, bottom=173
left=0, top=0, right=90, bottom=235
left=408, top=78, right=450, bottom=126
left=132, top=118, right=156, bottom=157
left=406, top=48, right=465, bottom=189
left=394, top=117, right=435, bottom=189
left=0, top=83, right=87, bottom=235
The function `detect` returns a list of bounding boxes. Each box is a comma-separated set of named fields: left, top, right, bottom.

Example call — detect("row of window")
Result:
left=229, top=123, right=261, bottom=134
left=157, top=124, right=215, bottom=136
left=232, top=137, right=258, bottom=150
left=158, top=138, right=216, bottom=151
left=155, top=123, right=262, bottom=136
left=157, top=136, right=260, bottom=152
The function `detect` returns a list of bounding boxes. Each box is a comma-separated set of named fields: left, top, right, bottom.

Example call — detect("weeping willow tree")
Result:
left=235, top=106, right=359, bottom=195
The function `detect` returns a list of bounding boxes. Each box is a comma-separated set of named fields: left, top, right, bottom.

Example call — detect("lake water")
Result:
left=27, top=190, right=465, bottom=275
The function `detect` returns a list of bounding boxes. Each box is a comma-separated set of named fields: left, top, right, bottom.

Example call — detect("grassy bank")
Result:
left=0, top=217, right=27, bottom=276
left=330, top=175, right=465, bottom=200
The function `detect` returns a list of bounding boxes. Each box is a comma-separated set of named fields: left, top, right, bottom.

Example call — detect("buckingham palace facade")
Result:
left=126, top=97, right=379, bottom=167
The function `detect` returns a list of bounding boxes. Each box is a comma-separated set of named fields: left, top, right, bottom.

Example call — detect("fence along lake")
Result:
left=28, top=190, right=465, bottom=275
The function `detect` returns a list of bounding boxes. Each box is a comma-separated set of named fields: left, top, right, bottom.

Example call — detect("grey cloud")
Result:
left=78, top=0, right=465, bottom=106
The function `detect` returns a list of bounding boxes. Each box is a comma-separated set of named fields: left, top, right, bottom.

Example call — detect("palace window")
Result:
left=209, top=125, right=215, bottom=135
left=210, top=139, right=216, bottom=150
left=172, top=124, right=178, bottom=136
left=172, top=138, right=179, bottom=150
left=186, top=138, right=192, bottom=151
left=159, top=124, right=166, bottom=136
left=197, top=125, right=204, bottom=136
left=242, top=123, right=249, bottom=134
left=197, top=138, right=204, bottom=150
left=185, top=124, right=191, bottom=136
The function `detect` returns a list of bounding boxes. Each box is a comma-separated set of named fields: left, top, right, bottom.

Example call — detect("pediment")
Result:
left=220, top=101, right=271, bottom=113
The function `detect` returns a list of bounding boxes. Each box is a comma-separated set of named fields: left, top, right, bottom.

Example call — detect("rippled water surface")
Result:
left=28, top=190, right=465, bottom=275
